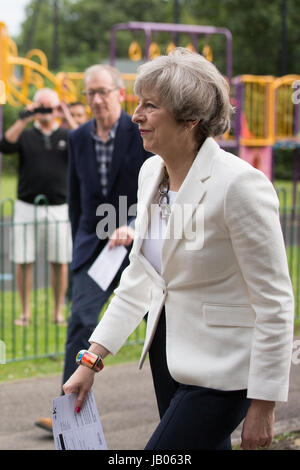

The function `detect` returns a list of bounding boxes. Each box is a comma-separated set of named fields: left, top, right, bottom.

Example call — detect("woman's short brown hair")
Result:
left=134, top=47, right=233, bottom=142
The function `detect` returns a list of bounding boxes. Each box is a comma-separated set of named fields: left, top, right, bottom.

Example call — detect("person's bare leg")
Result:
left=14, top=263, right=34, bottom=326
left=50, top=262, right=68, bottom=324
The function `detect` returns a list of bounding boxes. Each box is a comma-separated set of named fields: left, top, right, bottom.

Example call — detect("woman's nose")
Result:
left=132, top=105, right=144, bottom=124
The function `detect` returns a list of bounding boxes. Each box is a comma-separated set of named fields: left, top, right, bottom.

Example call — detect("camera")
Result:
left=19, top=107, right=53, bottom=119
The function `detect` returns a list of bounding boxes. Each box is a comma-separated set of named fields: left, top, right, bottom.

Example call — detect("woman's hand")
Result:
left=63, top=365, right=95, bottom=412
left=241, top=399, right=275, bottom=450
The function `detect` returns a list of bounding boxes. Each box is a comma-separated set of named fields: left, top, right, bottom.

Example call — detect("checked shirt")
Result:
left=91, top=119, right=119, bottom=197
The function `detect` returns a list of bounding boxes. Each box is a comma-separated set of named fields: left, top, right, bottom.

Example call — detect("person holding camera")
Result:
left=55, top=100, right=89, bottom=130
left=0, top=87, right=72, bottom=326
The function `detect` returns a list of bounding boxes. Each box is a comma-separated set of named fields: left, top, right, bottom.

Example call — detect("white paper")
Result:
left=52, top=391, right=107, bottom=450
left=88, top=242, right=127, bottom=291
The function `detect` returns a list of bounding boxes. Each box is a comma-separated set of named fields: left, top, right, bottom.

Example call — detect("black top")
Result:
left=0, top=126, right=69, bottom=205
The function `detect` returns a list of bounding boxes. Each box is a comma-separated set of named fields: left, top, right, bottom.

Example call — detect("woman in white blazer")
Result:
left=63, top=48, right=294, bottom=450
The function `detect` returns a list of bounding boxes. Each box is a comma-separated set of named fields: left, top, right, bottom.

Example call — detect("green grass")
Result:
left=276, top=181, right=300, bottom=215
left=0, top=285, right=146, bottom=382
left=0, top=341, right=145, bottom=383
left=294, top=320, right=300, bottom=336
left=0, top=172, right=146, bottom=382
left=1, top=287, right=69, bottom=360
left=0, top=173, right=17, bottom=217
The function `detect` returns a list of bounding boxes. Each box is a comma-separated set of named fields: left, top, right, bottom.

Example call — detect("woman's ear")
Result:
left=190, top=119, right=200, bottom=130
left=184, top=119, right=200, bottom=131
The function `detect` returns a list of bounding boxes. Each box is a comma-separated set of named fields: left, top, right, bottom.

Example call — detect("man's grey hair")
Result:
left=84, top=64, right=124, bottom=88
left=33, top=87, right=59, bottom=106
left=134, top=47, right=233, bottom=141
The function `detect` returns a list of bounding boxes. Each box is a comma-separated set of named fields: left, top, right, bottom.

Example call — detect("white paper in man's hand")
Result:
left=88, top=242, right=127, bottom=291
left=52, top=391, right=107, bottom=450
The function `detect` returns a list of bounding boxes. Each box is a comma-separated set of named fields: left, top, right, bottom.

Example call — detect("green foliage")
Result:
left=273, top=148, right=297, bottom=181
left=184, top=0, right=300, bottom=76
left=0, top=175, right=17, bottom=213
left=1, top=106, right=20, bottom=175
left=17, top=0, right=171, bottom=70
left=14, top=0, right=300, bottom=76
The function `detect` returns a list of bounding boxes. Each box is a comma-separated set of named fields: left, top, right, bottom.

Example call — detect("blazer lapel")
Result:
left=134, top=160, right=164, bottom=254
left=161, top=137, right=218, bottom=272
left=83, top=120, right=101, bottom=192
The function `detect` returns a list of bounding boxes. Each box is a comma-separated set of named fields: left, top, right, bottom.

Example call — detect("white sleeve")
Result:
left=224, top=169, right=294, bottom=401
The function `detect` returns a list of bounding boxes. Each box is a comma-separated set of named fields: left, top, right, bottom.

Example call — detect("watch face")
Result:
left=76, top=350, right=103, bottom=371
left=83, top=351, right=97, bottom=368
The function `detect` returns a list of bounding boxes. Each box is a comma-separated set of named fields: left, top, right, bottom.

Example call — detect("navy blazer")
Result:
left=67, top=111, right=151, bottom=271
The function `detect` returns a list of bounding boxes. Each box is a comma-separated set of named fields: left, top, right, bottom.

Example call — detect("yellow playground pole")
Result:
left=0, top=79, right=7, bottom=182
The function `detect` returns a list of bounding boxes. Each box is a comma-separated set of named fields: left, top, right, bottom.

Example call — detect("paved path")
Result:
left=0, top=359, right=299, bottom=450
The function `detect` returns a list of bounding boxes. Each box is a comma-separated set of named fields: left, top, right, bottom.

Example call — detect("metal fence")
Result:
left=0, top=197, right=72, bottom=363
left=0, top=196, right=145, bottom=363
left=0, top=189, right=299, bottom=363
left=277, top=185, right=300, bottom=319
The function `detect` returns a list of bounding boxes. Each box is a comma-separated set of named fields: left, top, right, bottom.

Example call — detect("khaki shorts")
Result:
left=10, top=200, right=72, bottom=264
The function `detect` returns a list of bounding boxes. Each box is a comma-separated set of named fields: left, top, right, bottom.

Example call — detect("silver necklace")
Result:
left=158, top=167, right=171, bottom=220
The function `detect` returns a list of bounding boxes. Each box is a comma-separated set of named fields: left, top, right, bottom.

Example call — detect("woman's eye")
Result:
left=136, top=101, right=157, bottom=110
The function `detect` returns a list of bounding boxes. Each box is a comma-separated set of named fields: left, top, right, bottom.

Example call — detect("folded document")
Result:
left=52, top=390, right=107, bottom=450
left=88, top=242, right=127, bottom=291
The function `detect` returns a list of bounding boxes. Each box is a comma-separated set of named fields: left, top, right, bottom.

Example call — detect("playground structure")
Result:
left=235, top=74, right=300, bottom=183
left=109, top=22, right=233, bottom=79
left=0, top=20, right=300, bottom=182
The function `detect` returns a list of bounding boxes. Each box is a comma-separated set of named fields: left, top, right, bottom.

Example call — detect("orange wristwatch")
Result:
left=76, top=349, right=104, bottom=372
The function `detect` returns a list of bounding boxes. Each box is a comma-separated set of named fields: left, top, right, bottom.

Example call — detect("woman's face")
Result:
left=132, top=92, right=184, bottom=156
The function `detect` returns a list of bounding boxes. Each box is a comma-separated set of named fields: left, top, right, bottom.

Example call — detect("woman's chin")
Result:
left=142, top=141, right=152, bottom=152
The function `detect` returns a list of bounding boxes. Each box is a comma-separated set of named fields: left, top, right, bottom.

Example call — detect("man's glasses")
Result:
left=82, top=87, right=119, bottom=99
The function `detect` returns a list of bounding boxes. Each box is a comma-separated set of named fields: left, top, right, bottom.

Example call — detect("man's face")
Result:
left=35, top=93, right=58, bottom=126
left=69, top=105, right=88, bottom=125
left=84, top=70, right=124, bottom=123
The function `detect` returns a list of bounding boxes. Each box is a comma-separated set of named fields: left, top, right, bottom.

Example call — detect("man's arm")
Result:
left=4, top=104, right=36, bottom=144
left=4, top=119, right=28, bottom=144
left=0, top=104, right=37, bottom=155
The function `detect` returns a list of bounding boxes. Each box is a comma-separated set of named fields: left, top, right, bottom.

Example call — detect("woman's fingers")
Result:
left=63, top=366, right=95, bottom=412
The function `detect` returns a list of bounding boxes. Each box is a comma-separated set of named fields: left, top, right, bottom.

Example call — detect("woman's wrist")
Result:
left=75, top=343, right=110, bottom=373
left=88, top=342, right=110, bottom=359
left=250, top=399, right=276, bottom=410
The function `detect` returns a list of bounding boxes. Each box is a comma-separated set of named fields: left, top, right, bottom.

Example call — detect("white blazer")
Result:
left=90, top=137, right=294, bottom=402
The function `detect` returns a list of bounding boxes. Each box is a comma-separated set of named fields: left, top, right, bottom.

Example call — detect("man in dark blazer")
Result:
left=35, top=64, right=150, bottom=432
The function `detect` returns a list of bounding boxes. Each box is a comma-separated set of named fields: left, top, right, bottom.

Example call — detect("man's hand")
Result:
left=19, top=104, right=39, bottom=123
left=108, top=226, right=135, bottom=249
left=56, top=101, right=78, bottom=130
left=241, top=399, right=275, bottom=450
